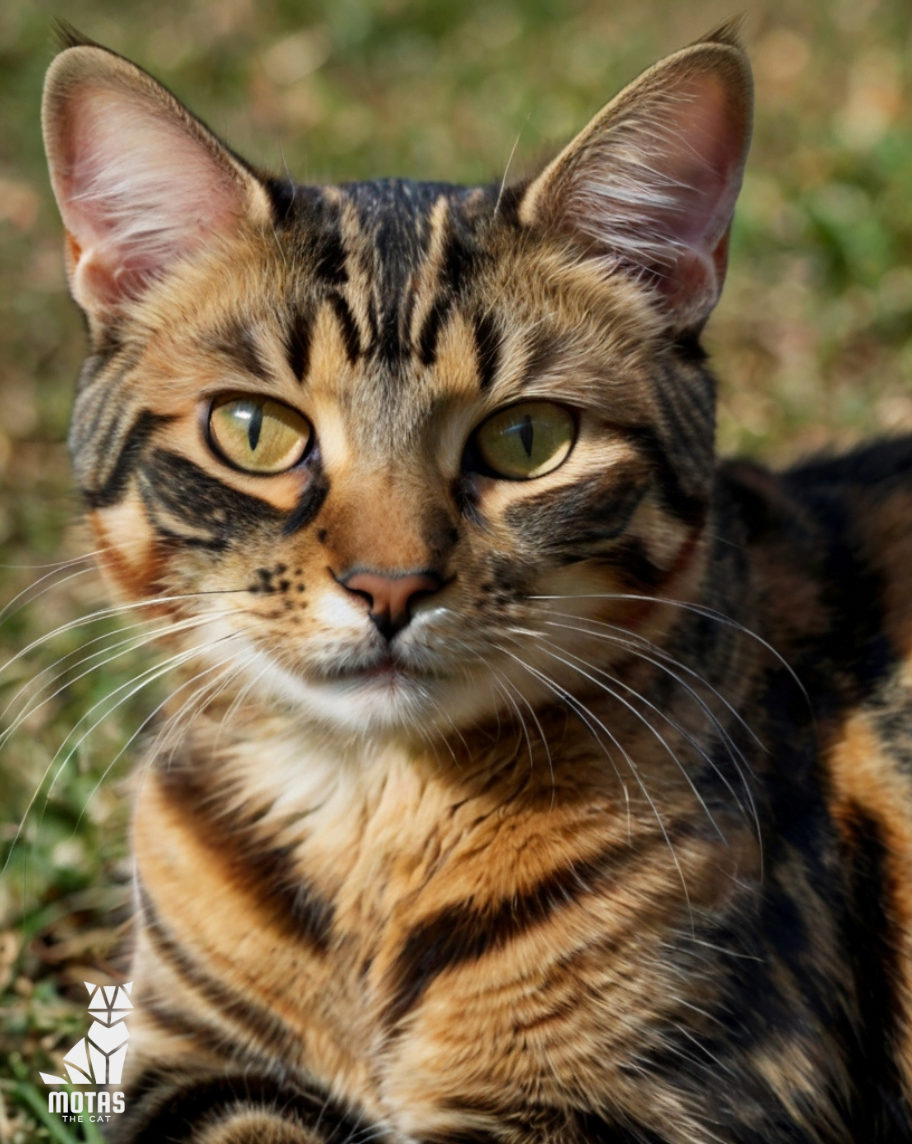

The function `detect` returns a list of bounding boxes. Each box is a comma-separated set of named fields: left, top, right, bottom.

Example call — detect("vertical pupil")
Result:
left=247, top=403, right=264, bottom=451
left=519, top=414, right=534, bottom=457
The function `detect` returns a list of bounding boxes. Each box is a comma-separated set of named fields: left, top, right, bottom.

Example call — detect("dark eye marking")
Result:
left=144, top=449, right=283, bottom=541
left=82, top=409, right=175, bottom=510
left=283, top=462, right=331, bottom=536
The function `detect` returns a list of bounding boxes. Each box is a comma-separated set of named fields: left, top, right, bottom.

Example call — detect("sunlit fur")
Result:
left=39, top=25, right=912, bottom=1144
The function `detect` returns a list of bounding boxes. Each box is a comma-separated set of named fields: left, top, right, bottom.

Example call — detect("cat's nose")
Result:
left=339, top=570, right=443, bottom=640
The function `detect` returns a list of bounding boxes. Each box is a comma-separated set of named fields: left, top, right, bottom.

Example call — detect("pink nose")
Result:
left=341, top=570, right=442, bottom=639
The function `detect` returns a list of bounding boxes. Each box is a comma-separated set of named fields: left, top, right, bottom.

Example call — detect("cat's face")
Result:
left=43, top=33, right=751, bottom=737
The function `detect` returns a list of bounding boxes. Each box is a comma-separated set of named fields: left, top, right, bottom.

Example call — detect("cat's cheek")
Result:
left=88, top=496, right=167, bottom=607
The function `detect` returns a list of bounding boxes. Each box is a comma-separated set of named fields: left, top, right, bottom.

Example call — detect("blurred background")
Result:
left=1, top=0, right=911, bottom=1137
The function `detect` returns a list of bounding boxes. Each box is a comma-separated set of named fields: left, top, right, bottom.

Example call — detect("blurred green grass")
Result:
left=1, top=0, right=911, bottom=1137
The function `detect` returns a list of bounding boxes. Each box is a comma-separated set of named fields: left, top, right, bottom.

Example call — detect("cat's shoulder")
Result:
left=718, top=435, right=912, bottom=718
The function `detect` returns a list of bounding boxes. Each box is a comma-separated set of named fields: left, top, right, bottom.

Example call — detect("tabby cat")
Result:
left=40, top=23, right=912, bottom=1144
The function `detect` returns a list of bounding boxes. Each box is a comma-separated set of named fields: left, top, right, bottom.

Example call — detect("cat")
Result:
left=40, top=22, right=912, bottom=1144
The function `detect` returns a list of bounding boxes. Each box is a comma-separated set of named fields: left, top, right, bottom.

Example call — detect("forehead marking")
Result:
left=473, top=311, right=502, bottom=392
left=285, top=309, right=313, bottom=384
left=216, top=320, right=274, bottom=383
left=327, top=293, right=362, bottom=365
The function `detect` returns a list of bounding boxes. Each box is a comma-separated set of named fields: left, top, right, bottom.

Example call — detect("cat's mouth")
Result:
left=322, top=648, right=436, bottom=687
left=348, top=653, right=403, bottom=681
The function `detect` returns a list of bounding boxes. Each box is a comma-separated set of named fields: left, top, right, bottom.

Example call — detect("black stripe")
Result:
left=138, top=996, right=238, bottom=1061
left=143, top=450, right=283, bottom=540
left=286, top=309, right=312, bottom=382
left=652, top=360, right=715, bottom=479
left=283, top=467, right=330, bottom=536
left=597, top=535, right=667, bottom=588
left=263, top=173, right=298, bottom=223
left=153, top=524, right=228, bottom=553
left=155, top=764, right=336, bottom=951
left=312, top=225, right=349, bottom=285
left=385, top=838, right=647, bottom=1028
left=781, top=454, right=896, bottom=699
left=376, top=303, right=402, bottom=367
left=574, top=1112, right=669, bottom=1142
left=216, top=321, right=273, bottom=382
left=244, top=839, right=336, bottom=951
left=451, top=475, right=484, bottom=527
left=73, top=346, right=144, bottom=446
left=624, top=425, right=708, bottom=526
left=110, top=1069, right=367, bottom=1144
left=81, top=400, right=140, bottom=483
left=139, top=885, right=300, bottom=1057
left=417, top=296, right=452, bottom=367
left=71, top=359, right=118, bottom=449
left=473, top=312, right=501, bottom=391
left=673, top=331, right=710, bottom=367
left=842, top=802, right=908, bottom=1130
left=442, top=223, right=477, bottom=291
left=328, top=292, right=362, bottom=363
left=521, top=327, right=559, bottom=388
left=492, top=180, right=526, bottom=226
left=82, top=409, right=174, bottom=509
left=422, top=1111, right=663, bottom=1143
left=504, top=470, right=648, bottom=555
left=422, top=1131, right=503, bottom=1144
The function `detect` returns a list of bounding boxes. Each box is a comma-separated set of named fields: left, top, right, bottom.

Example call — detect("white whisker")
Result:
left=3, top=629, right=244, bottom=875
left=0, top=558, right=98, bottom=626
left=494, top=638, right=690, bottom=915
left=73, top=653, right=246, bottom=837
left=516, top=635, right=727, bottom=845
left=0, top=610, right=241, bottom=749
left=0, top=587, right=251, bottom=680
left=522, top=611, right=764, bottom=861
left=529, top=591, right=811, bottom=716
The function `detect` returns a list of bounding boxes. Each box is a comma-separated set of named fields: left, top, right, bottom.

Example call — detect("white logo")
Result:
left=40, top=981, right=132, bottom=1114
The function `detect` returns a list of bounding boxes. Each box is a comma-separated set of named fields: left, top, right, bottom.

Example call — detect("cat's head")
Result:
left=42, top=29, right=751, bottom=739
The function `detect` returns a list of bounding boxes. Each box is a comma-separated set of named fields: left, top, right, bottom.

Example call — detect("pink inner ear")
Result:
left=655, top=74, right=745, bottom=252
left=52, top=83, right=246, bottom=313
left=542, top=56, right=751, bottom=332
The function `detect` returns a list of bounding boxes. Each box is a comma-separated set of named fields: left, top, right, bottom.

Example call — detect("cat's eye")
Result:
left=207, top=396, right=312, bottom=474
left=473, top=401, right=575, bottom=480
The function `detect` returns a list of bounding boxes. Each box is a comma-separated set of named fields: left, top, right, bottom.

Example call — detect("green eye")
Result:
left=208, top=396, right=312, bottom=474
left=474, top=401, right=575, bottom=479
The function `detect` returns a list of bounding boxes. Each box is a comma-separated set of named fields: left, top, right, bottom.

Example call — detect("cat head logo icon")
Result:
left=40, top=981, right=133, bottom=1086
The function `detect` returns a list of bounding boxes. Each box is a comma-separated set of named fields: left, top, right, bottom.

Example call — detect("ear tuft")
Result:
left=42, top=44, right=273, bottom=329
left=52, top=21, right=96, bottom=52
left=701, top=18, right=745, bottom=50
left=519, top=37, right=753, bottom=333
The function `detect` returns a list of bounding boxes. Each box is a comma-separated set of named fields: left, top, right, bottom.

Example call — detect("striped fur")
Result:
left=42, top=27, right=912, bottom=1144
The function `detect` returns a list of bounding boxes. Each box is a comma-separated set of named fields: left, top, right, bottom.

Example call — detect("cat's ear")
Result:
left=518, top=29, right=752, bottom=334
left=42, top=41, right=273, bottom=328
